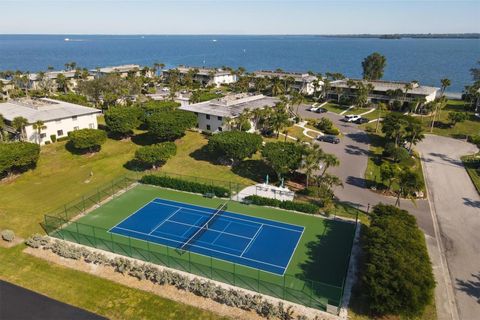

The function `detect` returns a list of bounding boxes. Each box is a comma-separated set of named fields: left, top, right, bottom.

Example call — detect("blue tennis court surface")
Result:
left=109, top=198, right=304, bottom=275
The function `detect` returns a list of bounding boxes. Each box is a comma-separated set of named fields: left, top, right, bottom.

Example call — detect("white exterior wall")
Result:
left=425, top=91, right=438, bottom=103
left=212, top=74, right=237, bottom=87
left=195, top=112, right=227, bottom=133
left=24, top=113, right=99, bottom=145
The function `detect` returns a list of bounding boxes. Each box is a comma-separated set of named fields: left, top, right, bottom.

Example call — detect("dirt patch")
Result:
left=0, top=237, right=24, bottom=248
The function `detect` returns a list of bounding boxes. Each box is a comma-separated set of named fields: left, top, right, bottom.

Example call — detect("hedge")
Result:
left=140, top=175, right=231, bottom=198
left=244, top=195, right=319, bottom=214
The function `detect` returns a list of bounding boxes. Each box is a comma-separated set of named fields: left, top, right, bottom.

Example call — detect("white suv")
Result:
left=343, top=114, right=361, bottom=122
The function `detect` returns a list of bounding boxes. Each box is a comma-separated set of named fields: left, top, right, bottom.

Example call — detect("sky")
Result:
left=0, top=0, right=478, bottom=35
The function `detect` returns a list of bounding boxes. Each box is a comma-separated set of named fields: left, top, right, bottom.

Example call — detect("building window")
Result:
left=72, top=116, right=78, bottom=121
left=218, top=127, right=223, bottom=132
left=206, top=125, right=211, bottom=131
left=217, top=116, right=222, bottom=121
left=73, top=126, right=79, bottom=131
left=206, top=114, right=210, bottom=120
left=57, top=130, right=64, bottom=136
left=89, top=123, right=94, bottom=129
left=40, top=133, right=46, bottom=139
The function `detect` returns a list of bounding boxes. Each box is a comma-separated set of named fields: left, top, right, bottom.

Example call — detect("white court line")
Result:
left=283, top=228, right=305, bottom=273
left=166, top=219, right=252, bottom=240
left=152, top=200, right=303, bottom=233
left=111, top=225, right=286, bottom=270
left=211, top=221, right=231, bottom=245
left=179, top=215, right=206, bottom=238
left=241, top=224, right=264, bottom=257
left=148, top=208, right=182, bottom=235
left=108, top=199, right=166, bottom=232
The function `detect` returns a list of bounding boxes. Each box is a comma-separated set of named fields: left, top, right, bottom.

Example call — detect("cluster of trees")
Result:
left=206, top=130, right=341, bottom=211
left=0, top=142, right=40, bottom=177
left=361, top=204, right=435, bottom=317
left=378, top=113, right=425, bottom=204
left=134, top=142, right=177, bottom=169
left=312, top=117, right=340, bottom=135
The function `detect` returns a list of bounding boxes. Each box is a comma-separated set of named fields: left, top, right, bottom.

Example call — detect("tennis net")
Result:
left=179, top=202, right=228, bottom=251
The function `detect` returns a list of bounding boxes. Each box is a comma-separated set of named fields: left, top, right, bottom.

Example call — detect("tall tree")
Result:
left=12, top=116, right=28, bottom=140
left=302, top=144, right=324, bottom=187
left=375, top=102, right=388, bottom=133
left=362, top=52, right=387, bottom=80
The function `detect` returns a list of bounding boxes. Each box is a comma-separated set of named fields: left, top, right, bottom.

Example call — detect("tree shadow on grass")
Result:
left=297, top=219, right=357, bottom=306
left=65, top=141, right=100, bottom=155
left=131, top=132, right=158, bottom=146
left=189, top=145, right=216, bottom=163
left=231, top=159, right=276, bottom=183
left=123, top=159, right=151, bottom=172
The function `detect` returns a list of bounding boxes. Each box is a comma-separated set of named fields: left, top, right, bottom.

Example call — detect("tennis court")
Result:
left=109, top=198, right=304, bottom=275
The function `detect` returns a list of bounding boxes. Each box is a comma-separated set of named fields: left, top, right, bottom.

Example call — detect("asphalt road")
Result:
left=299, top=105, right=434, bottom=235
left=418, top=135, right=480, bottom=320
left=0, top=280, right=106, bottom=320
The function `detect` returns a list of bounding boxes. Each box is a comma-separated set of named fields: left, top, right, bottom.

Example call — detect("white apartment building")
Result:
left=328, top=79, right=439, bottom=104
left=0, top=98, right=101, bottom=145
left=253, top=70, right=321, bottom=95
left=90, top=64, right=151, bottom=78
left=28, top=70, right=91, bottom=92
left=179, top=93, right=278, bottom=133
left=164, top=66, right=238, bottom=87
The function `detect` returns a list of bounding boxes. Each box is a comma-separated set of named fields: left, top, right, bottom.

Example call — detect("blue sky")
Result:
left=0, top=1, right=478, bottom=34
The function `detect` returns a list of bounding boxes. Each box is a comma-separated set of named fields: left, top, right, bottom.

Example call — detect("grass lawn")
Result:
left=323, top=102, right=350, bottom=114
left=364, top=134, right=426, bottom=194
left=0, top=246, right=224, bottom=320
left=162, top=131, right=253, bottom=185
left=49, top=184, right=356, bottom=310
left=0, top=138, right=138, bottom=237
left=461, top=154, right=480, bottom=194
left=422, top=100, right=480, bottom=138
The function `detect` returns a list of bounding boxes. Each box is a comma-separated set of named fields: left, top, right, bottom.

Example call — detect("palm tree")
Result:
left=291, top=91, right=306, bottom=117
left=302, top=144, right=323, bottom=187
left=56, top=73, right=68, bottom=93
left=375, top=102, right=387, bottom=133
left=32, top=120, right=47, bottom=144
left=271, top=77, right=284, bottom=96
left=12, top=116, right=28, bottom=140
left=403, top=82, right=414, bottom=108
left=440, top=78, right=451, bottom=96
left=430, top=96, right=447, bottom=132
left=320, top=153, right=339, bottom=177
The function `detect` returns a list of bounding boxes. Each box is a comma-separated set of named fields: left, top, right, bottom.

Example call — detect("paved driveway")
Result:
left=298, top=105, right=434, bottom=235
left=418, top=135, right=480, bottom=320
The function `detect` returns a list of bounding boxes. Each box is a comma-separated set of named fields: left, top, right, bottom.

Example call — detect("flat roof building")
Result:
left=0, top=98, right=101, bottom=145
left=328, top=79, right=439, bottom=104
left=179, top=93, right=278, bottom=133
left=163, top=66, right=237, bottom=87
left=253, top=70, right=321, bottom=95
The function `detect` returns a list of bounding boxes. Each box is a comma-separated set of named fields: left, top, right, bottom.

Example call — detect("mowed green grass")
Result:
left=53, top=184, right=356, bottom=308
left=425, top=100, right=480, bottom=138
left=0, top=246, right=225, bottom=320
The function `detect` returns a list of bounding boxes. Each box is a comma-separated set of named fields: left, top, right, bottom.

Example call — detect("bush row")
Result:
left=140, top=175, right=231, bottom=198
left=244, top=195, right=319, bottom=214
left=25, top=235, right=321, bottom=320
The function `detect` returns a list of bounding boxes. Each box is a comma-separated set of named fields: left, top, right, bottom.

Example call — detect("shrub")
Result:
left=105, top=106, right=142, bottom=136
left=134, top=142, right=177, bottom=169
left=362, top=204, right=435, bottom=317
left=468, top=134, right=480, bottom=147
left=207, top=131, right=262, bottom=163
left=69, top=129, right=107, bottom=152
left=244, top=195, right=319, bottom=214
left=57, top=136, right=69, bottom=142
left=383, top=142, right=410, bottom=163
left=147, top=110, right=196, bottom=141
left=50, top=134, right=57, bottom=143
left=25, top=234, right=50, bottom=248
left=0, top=142, right=40, bottom=176
left=140, top=175, right=230, bottom=197
left=315, top=117, right=340, bottom=135
left=1, top=229, right=15, bottom=242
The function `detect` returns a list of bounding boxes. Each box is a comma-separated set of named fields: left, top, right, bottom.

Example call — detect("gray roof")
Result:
left=330, top=79, right=439, bottom=95
left=254, top=70, right=317, bottom=83
left=0, top=98, right=101, bottom=123
left=168, top=66, right=232, bottom=77
left=29, top=70, right=77, bottom=81
left=91, top=64, right=141, bottom=74
left=179, top=94, right=279, bottom=117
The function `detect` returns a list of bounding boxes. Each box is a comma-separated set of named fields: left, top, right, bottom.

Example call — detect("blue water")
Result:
left=1, top=35, right=479, bottom=92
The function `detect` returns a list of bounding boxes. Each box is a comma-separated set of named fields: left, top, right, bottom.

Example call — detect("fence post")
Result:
left=75, top=222, right=80, bottom=244
left=233, top=263, right=236, bottom=286
left=111, top=181, right=115, bottom=197
left=257, top=269, right=260, bottom=292
left=82, top=196, right=86, bottom=212
left=210, top=256, right=213, bottom=279
left=283, top=276, right=286, bottom=299
left=188, top=251, right=191, bottom=273
left=92, top=225, right=97, bottom=248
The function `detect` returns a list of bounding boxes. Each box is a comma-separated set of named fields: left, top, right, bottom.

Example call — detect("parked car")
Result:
left=317, top=135, right=340, bottom=144
left=308, top=105, right=320, bottom=112
left=315, top=107, right=328, bottom=114
left=342, top=114, right=361, bottom=122
left=355, top=117, right=369, bottom=124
